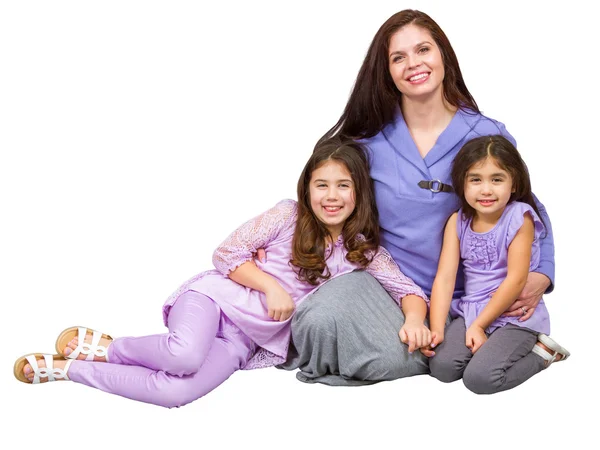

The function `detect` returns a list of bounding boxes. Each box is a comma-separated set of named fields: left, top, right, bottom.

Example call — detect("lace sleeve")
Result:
left=212, top=199, right=298, bottom=275
left=365, top=246, right=429, bottom=308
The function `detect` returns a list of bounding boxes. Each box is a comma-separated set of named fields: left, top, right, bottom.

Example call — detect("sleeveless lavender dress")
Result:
left=451, top=201, right=550, bottom=334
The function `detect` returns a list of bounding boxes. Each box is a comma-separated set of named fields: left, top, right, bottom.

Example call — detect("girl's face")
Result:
left=388, top=24, right=445, bottom=101
left=309, top=160, right=356, bottom=239
left=464, top=157, right=514, bottom=222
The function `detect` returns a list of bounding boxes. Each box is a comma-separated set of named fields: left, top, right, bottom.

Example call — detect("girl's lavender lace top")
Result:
left=163, top=199, right=428, bottom=369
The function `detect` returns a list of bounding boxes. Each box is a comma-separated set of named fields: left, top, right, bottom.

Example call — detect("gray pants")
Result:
left=278, top=271, right=429, bottom=385
left=429, top=316, right=546, bottom=394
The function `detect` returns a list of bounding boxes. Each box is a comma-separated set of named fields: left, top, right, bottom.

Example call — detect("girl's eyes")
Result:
left=467, top=178, right=506, bottom=183
left=418, top=46, right=429, bottom=54
left=315, top=183, right=351, bottom=188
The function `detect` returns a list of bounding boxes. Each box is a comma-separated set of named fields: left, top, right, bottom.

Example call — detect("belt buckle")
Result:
left=428, top=179, right=443, bottom=193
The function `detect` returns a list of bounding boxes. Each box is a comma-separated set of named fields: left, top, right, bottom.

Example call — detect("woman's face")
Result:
left=387, top=24, right=445, bottom=101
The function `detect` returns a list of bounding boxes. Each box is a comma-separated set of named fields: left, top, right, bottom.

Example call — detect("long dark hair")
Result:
left=291, top=137, right=380, bottom=285
left=451, top=135, right=544, bottom=226
left=320, top=9, right=479, bottom=143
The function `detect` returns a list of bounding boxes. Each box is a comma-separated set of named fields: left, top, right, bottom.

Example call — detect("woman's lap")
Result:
left=278, top=271, right=429, bottom=385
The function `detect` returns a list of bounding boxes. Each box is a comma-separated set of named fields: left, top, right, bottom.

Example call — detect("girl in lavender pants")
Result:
left=14, top=140, right=432, bottom=408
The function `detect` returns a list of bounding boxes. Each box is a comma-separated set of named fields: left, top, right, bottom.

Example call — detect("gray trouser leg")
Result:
left=429, top=316, right=546, bottom=394
left=463, top=324, right=545, bottom=394
left=429, top=317, right=473, bottom=383
left=278, top=271, right=429, bottom=386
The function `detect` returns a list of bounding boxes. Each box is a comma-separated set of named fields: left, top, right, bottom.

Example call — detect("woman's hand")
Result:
left=265, top=285, right=295, bottom=322
left=399, top=319, right=432, bottom=353
left=465, top=325, right=487, bottom=354
left=502, top=272, right=550, bottom=321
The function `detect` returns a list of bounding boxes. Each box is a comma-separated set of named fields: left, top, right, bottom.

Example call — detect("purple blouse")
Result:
left=362, top=108, right=555, bottom=298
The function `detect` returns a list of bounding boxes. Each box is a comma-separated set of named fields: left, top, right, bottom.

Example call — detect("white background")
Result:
left=1, top=1, right=598, bottom=448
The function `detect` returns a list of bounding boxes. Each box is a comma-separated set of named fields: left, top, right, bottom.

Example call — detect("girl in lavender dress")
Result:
left=426, top=135, right=569, bottom=394
left=13, top=138, right=431, bottom=408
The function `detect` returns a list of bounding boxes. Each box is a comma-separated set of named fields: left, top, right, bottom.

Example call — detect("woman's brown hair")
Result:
left=290, top=137, right=380, bottom=285
left=320, top=9, right=479, bottom=143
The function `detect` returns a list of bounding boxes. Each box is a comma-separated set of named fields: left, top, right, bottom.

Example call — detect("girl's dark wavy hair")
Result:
left=319, top=9, right=479, bottom=144
left=290, top=137, right=380, bottom=285
left=451, top=135, right=545, bottom=230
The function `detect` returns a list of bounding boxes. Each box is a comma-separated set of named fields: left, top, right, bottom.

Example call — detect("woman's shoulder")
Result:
left=458, top=109, right=508, bottom=134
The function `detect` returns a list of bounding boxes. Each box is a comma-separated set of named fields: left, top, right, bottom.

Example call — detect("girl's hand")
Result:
left=465, top=325, right=487, bottom=354
left=256, top=248, right=267, bottom=263
left=265, top=285, right=295, bottom=322
left=399, top=319, right=432, bottom=354
left=502, top=272, right=550, bottom=321
left=419, top=329, right=444, bottom=358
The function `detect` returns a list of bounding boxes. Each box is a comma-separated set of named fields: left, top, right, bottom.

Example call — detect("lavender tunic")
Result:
left=451, top=201, right=550, bottom=334
left=363, top=108, right=555, bottom=297
left=163, top=199, right=428, bottom=370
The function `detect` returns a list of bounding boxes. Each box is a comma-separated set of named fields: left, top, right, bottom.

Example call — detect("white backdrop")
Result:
left=1, top=1, right=597, bottom=448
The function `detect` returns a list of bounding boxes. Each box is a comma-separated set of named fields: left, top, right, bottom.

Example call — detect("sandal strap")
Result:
left=25, top=354, right=71, bottom=383
left=532, top=344, right=562, bottom=367
left=70, top=327, right=109, bottom=361
left=537, top=334, right=570, bottom=361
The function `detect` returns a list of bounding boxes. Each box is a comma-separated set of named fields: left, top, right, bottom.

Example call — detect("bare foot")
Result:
left=23, top=357, right=70, bottom=383
left=63, top=334, right=112, bottom=362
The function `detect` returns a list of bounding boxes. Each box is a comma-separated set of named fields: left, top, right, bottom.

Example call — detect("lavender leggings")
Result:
left=67, top=291, right=255, bottom=408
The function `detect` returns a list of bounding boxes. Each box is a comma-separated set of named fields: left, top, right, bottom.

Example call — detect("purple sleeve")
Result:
left=499, top=124, right=555, bottom=293
left=212, top=199, right=297, bottom=275
left=365, top=246, right=429, bottom=308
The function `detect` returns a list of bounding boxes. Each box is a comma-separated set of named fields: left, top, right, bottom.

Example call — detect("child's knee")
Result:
left=161, top=335, right=207, bottom=376
left=462, top=365, right=497, bottom=394
left=154, top=386, right=201, bottom=408
left=429, top=354, right=464, bottom=383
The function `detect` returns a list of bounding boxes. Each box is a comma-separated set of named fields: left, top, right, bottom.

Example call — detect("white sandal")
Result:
left=55, top=326, right=113, bottom=361
left=13, top=353, right=73, bottom=384
left=532, top=334, right=570, bottom=366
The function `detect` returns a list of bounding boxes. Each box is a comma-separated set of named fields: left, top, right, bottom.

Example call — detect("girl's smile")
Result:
left=309, top=160, right=356, bottom=239
left=464, top=157, right=514, bottom=224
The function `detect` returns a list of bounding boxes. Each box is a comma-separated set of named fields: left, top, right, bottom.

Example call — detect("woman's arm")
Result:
left=501, top=195, right=553, bottom=321
left=531, top=193, right=555, bottom=291
left=499, top=124, right=555, bottom=294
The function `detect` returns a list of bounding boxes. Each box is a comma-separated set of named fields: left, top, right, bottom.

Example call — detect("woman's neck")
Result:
left=401, top=94, right=457, bottom=133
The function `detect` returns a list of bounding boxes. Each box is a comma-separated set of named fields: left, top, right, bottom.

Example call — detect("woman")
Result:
left=277, top=9, right=555, bottom=385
